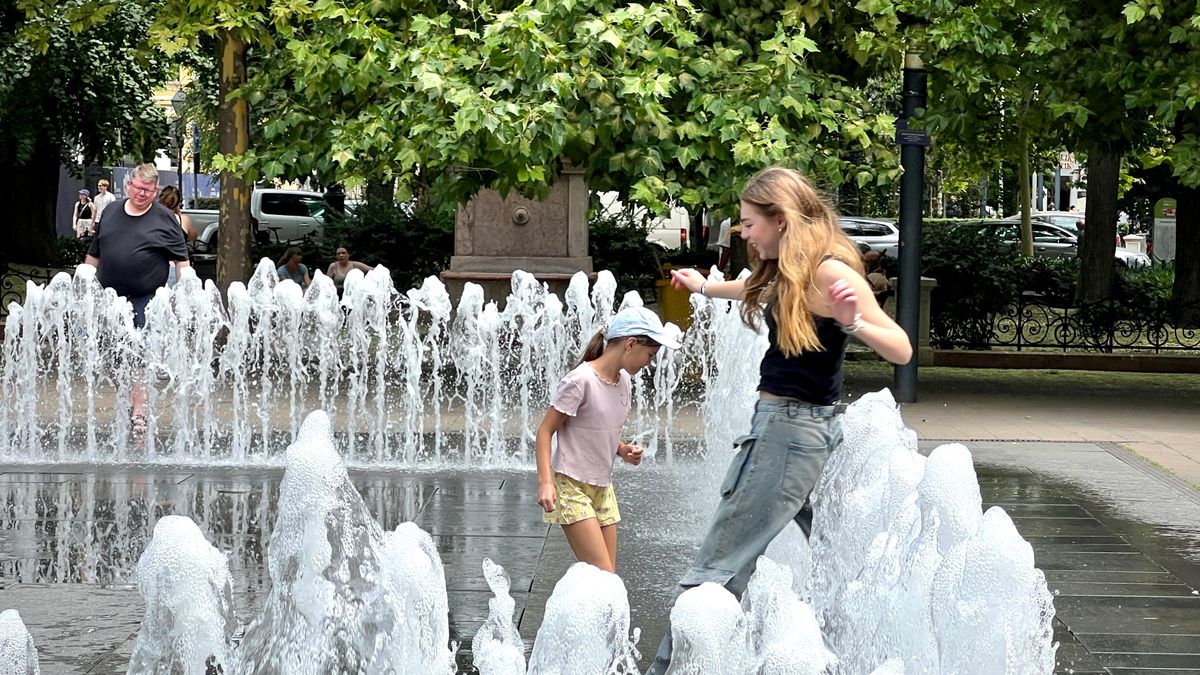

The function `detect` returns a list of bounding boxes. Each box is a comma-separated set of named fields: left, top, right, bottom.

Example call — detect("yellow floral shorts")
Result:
left=543, top=472, right=621, bottom=527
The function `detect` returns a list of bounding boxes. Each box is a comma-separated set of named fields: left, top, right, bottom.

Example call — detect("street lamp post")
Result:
left=192, top=124, right=201, bottom=205
left=895, top=52, right=928, bottom=403
left=171, top=90, right=187, bottom=204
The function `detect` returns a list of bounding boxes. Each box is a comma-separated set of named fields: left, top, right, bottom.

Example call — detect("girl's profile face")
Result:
left=620, top=339, right=661, bottom=374
left=740, top=200, right=784, bottom=260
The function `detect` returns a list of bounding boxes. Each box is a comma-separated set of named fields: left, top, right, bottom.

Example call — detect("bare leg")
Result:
left=132, top=375, right=147, bottom=418
left=601, top=523, right=618, bottom=571
left=561, top=518, right=615, bottom=573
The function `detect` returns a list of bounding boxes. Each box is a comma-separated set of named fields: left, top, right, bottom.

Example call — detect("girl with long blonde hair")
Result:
left=648, top=166, right=911, bottom=673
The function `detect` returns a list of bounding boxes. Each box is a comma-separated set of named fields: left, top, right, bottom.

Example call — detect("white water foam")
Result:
left=526, top=562, right=639, bottom=674
left=472, top=558, right=527, bottom=675
left=237, top=410, right=455, bottom=674
left=0, top=610, right=39, bottom=675
left=126, top=515, right=238, bottom=674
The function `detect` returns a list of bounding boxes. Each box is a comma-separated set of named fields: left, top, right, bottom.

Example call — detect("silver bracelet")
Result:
left=840, top=312, right=865, bottom=335
left=700, top=280, right=709, bottom=297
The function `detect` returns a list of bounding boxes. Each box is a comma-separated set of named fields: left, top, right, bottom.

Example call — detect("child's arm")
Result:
left=536, top=407, right=569, bottom=512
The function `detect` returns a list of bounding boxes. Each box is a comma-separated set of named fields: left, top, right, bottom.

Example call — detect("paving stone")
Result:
left=1035, top=550, right=1169, bottom=573
left=1077, top=633, right=1200, bottom=654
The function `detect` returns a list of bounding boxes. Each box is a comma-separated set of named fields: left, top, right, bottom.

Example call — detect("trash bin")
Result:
left=655, top=277, right=692, bottom=329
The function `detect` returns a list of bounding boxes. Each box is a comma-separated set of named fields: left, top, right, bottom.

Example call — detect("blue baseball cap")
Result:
left=607, top=306, right=682, bottom=349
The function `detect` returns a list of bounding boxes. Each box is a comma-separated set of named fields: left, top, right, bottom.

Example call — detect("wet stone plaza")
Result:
left=2, top=437, right=1199, bottom=674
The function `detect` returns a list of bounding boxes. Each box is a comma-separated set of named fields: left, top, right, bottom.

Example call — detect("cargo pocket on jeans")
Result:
left=719, top=434, right=756, bottom=499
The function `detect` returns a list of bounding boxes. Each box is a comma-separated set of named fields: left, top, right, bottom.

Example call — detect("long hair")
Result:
left=577, top=328, right=654, bottom=366
left=158, top=185, right=182, bottom=211
left=738, top=167, right=863, bottom=356
left=278, top=246, right=304, bottom=267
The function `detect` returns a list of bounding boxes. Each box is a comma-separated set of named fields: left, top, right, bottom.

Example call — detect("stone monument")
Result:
left=440, top=164, right=594, bottom=303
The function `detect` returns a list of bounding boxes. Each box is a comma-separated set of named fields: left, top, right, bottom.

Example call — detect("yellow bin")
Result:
left=655, top=278, right=692, bottom=329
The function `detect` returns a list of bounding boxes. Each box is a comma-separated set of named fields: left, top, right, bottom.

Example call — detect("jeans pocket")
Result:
left=781, top=440, right=832, bottom=502
left=720, top=434, right=756, bottom=499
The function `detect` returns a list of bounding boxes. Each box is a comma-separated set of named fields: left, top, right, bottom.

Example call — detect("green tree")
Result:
left=1, top=0, right=167, bottom=264
left=1119, top=0, right=1200, bottom=309
left=233, top=0, right=904, bottom=220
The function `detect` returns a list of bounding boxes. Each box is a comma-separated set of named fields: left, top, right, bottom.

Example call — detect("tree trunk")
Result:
left=1017, top=127, right=1034, bottom=257
left=3, top=136, right=61, bottom=265
left=1076, top=150, right=1121, bottom=304
left=217, top=30, right=252, bottom=292
left=689, top=209, right=706, bottom=253
left=365, top=177, right=394, bottom=209
left=1172, top=182, right=1200, bottom=316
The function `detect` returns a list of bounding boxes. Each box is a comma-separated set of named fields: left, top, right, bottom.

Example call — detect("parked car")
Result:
left=959, top=219, right=1150, bottom=268
left=187, top=189, right=333, bottom=253
left=839, top=217, right=899, bottom=258
left=1003, top=211, right=1124, bottom=246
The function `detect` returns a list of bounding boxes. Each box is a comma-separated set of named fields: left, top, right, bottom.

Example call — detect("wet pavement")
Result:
left=1, top=439, right=1199, bottom=673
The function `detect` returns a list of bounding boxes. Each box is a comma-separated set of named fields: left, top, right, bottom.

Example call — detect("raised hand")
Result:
left=828, top=279, right=860, bottom=327
left=669, top=268, right=705, bottom=294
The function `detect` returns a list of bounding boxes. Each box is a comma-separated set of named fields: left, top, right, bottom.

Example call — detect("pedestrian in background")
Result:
left=158, top=185, right=196, bottom=288
left=83, top=163, right=190, bottom=437
left=92, top=179, right=116, bottom=230
left=73, top=189, right=94, bottom=238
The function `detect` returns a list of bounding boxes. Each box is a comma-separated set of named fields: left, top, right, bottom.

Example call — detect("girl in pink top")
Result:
left=535, top=306, right=681, bottom=573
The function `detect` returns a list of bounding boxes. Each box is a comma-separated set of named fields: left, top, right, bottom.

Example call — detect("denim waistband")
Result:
left=754, top=398, right=847, bottom=418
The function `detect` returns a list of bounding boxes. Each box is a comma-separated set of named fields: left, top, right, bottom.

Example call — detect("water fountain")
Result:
left=0, top=264, right=1058, bottom=674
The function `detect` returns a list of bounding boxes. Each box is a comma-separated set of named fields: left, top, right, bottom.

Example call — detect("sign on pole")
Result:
left=1153, top=198, right=1177, bottom=262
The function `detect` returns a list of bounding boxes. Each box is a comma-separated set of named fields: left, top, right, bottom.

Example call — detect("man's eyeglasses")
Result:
left=127, top=182, right=157, bottom=196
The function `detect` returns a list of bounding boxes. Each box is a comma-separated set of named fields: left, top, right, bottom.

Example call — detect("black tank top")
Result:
left=758, top=305, right=848, bottom=405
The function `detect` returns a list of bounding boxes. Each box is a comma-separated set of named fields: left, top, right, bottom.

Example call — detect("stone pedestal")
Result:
left=441, top=165, right=594, bottom=303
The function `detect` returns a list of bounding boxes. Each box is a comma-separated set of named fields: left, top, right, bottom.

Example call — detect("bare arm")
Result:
left=535, top=407, right=569, bottom=512
left=817, top=259, right=912, bottom=365
left=669, top=267, right=745, bottom=300
left=354, top=261, right=373, bottom=273
left=84, top=254, right=99, bottom=267
left=180, top=213, right=197, bottom=241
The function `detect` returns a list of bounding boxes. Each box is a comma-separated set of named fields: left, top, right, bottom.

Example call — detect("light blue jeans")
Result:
left=647, top=398, right=844, bottom=674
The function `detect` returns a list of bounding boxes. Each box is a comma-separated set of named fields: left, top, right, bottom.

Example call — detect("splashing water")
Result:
left=472, top=559, right=527, bottom=675
left=237, top=411, right=455, bottom=674
left=741, top=558, right=834, bottom=674
left=2, top=266, right=688, bottom=466
left=0, top=610, right=39, bottom=675
left=664, top=583, right=749, bottom=674
left=3, top=266, right=1059, bottom=674
left=526, top=562, right=640, bottom=675
left=126, top=515, right=238, bottom=674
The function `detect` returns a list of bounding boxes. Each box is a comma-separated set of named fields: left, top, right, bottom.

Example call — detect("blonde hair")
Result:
left=130, top=163, right=159, bottom=185
left=738, top=167, right=863, bottom=356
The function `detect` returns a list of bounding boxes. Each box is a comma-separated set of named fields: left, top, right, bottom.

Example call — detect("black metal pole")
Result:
left=192, top=124, right=201, bottom=205
left=895, top=52, right=927, bottom=403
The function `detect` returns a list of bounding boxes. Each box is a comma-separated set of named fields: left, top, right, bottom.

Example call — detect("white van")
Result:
left=190, top=189, right=332, bottom=252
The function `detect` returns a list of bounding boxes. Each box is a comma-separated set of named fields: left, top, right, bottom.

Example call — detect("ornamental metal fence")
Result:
left=931, top=292, right=1200, bottom=353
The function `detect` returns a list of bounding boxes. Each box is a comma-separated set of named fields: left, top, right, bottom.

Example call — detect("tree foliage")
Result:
left=2, top=0, right=169, bottom=263
left=235, top=0, right=904, bottom=212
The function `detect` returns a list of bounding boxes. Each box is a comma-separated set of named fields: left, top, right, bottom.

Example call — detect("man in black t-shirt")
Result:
left=85, top=163, right=190, bottom=328
left=84, top=163, right=189, bottom=436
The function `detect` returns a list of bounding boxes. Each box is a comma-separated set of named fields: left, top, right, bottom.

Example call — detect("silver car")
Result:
left=839, top=217, right=899, bottom=258
left=977, top=220, right=1150, bottom=268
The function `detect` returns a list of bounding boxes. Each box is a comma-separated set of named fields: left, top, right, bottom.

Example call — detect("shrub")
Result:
left=588, top=211, right=662, bottom=300
left=920, top=221, right=1021, bottom=347
left=313, top=200, right=455, bottom=292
